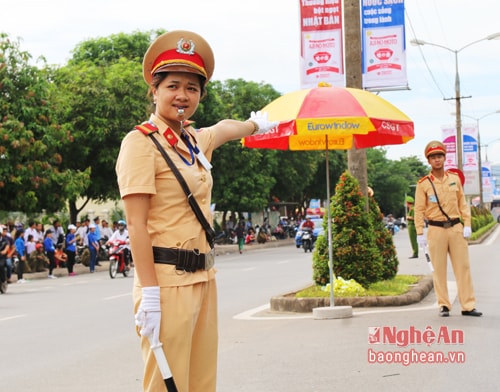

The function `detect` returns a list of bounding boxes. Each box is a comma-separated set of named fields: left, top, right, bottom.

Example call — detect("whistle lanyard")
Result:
left=146, top=120, right=212, bottom=171
left=175, top=128, right=198, bottom=166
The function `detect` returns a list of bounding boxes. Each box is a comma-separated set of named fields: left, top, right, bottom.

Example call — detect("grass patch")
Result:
left=295, top=275, right=422, bottom=298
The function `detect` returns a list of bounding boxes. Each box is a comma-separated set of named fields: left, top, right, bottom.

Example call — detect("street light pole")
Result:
left=410, top=33, right=500, bottom=172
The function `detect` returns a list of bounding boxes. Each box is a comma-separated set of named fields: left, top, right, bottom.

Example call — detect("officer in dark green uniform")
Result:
left=406, top=195, right=418, bottom=258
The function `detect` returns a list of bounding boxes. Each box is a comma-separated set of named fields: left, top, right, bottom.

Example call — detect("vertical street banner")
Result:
left=462, top=124, right=478, bottom=171
left=299, top=0, right=344, bottom=88
left=361, top=0, right=407, bottom=90
left=482, top=162, right=493, bottom=203
left=442, top=126, right=457, bottom=170
left=442, top=125, right=480, bottom=195
left=462, top=124, right=480, bottom=195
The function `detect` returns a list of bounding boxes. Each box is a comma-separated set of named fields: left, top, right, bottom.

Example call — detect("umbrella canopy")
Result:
left=242, top=86, right=414, bottom=308
left=243, top=86, right=414, bottom=150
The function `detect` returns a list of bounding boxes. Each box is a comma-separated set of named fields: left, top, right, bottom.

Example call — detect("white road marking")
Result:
left=0, top=314, right=27, bottom=322
left=103, top=292, right=132, bottom=300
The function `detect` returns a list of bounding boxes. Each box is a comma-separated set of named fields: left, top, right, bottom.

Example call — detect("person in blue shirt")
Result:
left=14, top=229, right=27, bottom=283
left=65, top=224, right=77, bottom=276
left=87, top=223, right=99, bottom=273
left=43, top=230, right=57, bottom=279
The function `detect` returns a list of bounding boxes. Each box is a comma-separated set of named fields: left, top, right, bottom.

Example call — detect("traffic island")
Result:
left=270, top=275, right=433, bottom=313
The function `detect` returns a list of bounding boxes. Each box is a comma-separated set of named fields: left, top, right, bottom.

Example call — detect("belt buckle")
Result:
left=205, top=249, right=215, bottom=270
left=443, top=221, right=451, bottom=228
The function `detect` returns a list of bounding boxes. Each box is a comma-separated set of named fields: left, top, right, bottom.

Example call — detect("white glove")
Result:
left=135, top=286, right=161, bottom=345
left=463, top=226, right=472, bottom=238
left=248, top=111, right=279, bottom=135
left=417, top=234, right=427, bottom=248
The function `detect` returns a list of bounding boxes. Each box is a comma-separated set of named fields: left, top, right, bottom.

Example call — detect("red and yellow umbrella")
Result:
left=243, top=86, right=414, bottom=150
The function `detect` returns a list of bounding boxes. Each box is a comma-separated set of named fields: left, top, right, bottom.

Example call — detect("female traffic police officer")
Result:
left=116, top=30, right=277, bottom=391
left=414, top=140, right=482, bottom=318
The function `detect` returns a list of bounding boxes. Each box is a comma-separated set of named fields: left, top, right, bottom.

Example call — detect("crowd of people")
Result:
left=0, top=217, right=128, bottom=285
left=222, top=215, right=303, bottom=254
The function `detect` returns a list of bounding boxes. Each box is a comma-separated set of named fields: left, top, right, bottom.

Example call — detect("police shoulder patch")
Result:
left=418, top=175, right=429, bottom=184
left=135, top=122, right=158, bottom=135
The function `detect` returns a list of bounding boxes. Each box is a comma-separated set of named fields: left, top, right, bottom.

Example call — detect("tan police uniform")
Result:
left=117, top=114, right=218, bottom=391
left=414, top=162, right=476, bottom=313
left=116, top=29, right=218, bottom=392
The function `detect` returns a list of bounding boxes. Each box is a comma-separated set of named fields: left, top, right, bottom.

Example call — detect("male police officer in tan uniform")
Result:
left=415, top=141, right=482, bottom=317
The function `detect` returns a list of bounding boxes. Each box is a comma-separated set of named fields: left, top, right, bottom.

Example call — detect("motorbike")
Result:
left=75, top=245, right=90, bottom=266
left=107, top=239, right=130, bottom=279
left=98, top=237, right=109, bottom=261
left=214, top=229, right=236, bottom=245
left=301, top=228, right=314, bottom=252
left=385, top=221, right=395, bottom=235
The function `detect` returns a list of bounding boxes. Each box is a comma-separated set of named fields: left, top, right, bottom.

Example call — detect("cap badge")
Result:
left=176, top=38, right=195, bottom=55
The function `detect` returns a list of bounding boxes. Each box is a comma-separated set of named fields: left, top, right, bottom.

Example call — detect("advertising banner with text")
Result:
left=361, top=0, right=407, bottom=90
left=299, top=0, right=344, bottom=88
left=442, top=126, right=480, bottom=195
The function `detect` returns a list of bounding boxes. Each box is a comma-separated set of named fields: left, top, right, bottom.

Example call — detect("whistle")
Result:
left=177, top=108, right=185, bottom=119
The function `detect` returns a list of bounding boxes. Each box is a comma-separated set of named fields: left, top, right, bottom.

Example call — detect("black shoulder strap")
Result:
left=426, top=176, right=451, bottom=221
left=146, top=131, right=215, bottom=249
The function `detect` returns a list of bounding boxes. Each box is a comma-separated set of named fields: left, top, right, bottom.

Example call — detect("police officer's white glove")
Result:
left=247, top=111, right=279, bottom=135
left=417, top=234, right=427, bottom=248
left=463, top=226, right=472, bottom=238
left=135, top=286, right=161, bottom=345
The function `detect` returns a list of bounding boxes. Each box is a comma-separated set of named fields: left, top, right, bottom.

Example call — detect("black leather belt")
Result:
left=427, top=218, right=460, bottom=228
left=152, top=246, right=214, bottom=272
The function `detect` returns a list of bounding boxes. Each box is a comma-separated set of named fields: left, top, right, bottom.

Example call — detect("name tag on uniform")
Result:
left=429, top=195, right=438, bottom=203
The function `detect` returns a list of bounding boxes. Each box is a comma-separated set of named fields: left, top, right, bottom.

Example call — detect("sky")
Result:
left=2, top=0, right=500, bottom=164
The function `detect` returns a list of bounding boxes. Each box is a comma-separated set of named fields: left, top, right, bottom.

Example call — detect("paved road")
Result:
left=1, top=227, right=499, bottom=391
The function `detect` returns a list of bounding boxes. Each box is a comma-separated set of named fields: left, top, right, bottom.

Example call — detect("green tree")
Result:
left=313, top=171, right=383, bottom=287
left=51, top=33, right=151, bottom=222
left=367, top=149, right=428, bottom=217
left=368, top=192, right=398, bottom=280
left=304, top=150, right=347, bottom=203
left=0, top=33, right=90, bottom=213
left=194, top=79, right=282, bottom=221
left=69, top=30, right=161, bottom=65
left=269, top=150, right=324, bottom=218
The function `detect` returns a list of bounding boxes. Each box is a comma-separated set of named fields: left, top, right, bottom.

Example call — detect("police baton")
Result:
left=423, top=245, right=434, bottom=272
left=148, top=336, right=178, bottom=392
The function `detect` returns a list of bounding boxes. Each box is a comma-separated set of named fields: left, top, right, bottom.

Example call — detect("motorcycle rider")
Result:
left=302, top=217, right=315, bottom=230
left=106, top=220, right=132, bottom=268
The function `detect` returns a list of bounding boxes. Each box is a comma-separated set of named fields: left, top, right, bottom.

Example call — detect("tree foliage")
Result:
left=194, top=79, right=282, bottom=214
left=51, top=33, right=152, bottom=222
left=367, top=148, right=428, bottom=217
left=0, top=33, right=90, bottom=213
left=367, top=192, right=398, bottom=280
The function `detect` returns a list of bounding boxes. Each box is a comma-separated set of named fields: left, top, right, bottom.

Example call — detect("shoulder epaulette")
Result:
left=418, top=175, right=429, bottom=184
left=135, top=122, right=158, bottom=135
left=447, top=170, right=458, bottom=177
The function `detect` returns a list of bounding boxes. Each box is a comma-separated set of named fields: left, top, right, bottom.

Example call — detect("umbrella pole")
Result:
left=325, top=136, right=335, bottom=307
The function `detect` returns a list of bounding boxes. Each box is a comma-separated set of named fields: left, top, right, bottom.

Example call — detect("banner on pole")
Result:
left=442, top=125, right=480, bottom=195
left=442, top=126, right=458, bottom=170
left=299, top=0, right=344, bottom=88
left=482, top=162, right=493, bottom=203
left=361, top=0, right=408, bottom=90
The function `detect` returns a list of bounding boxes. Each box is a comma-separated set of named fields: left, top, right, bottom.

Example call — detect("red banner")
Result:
left=299, top=0, right=344, bottom=88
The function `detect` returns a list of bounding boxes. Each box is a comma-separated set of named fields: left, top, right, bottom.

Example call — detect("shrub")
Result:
left=312, top=171, right=383, bottom=288
left=367, top=193, right=399, bottom=280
